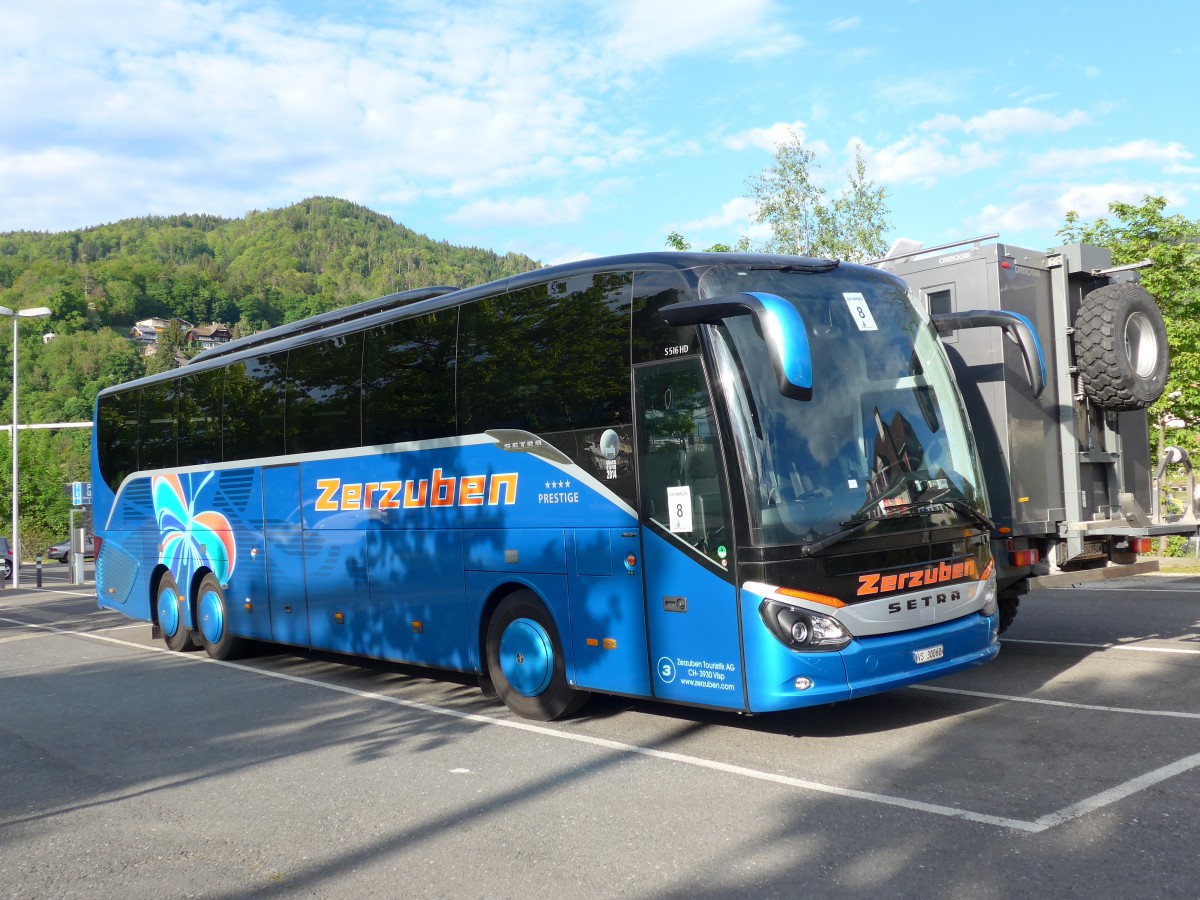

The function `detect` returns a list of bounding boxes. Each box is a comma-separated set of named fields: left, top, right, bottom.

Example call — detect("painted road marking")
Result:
left=1005, top=638, right=1200, bottom=655
left=4, top=615, right=1199, bottom=834
left=912, top=685, right=1200, bottom=720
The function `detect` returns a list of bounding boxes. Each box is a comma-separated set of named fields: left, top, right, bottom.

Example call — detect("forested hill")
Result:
left=0, top=196, right=542, bottom=335
left=0, top=197, right=543, bottom=549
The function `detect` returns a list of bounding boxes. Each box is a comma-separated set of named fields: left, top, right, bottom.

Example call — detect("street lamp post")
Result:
left=0, top=305, right=53, bottom=588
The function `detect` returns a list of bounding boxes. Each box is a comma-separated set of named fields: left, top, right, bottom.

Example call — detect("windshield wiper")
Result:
left=940, top=498, right=996, bottom=532
left=799, top=499, right=993, bottom=558
left=798, top=511, right=924, bottom=557
left=799, top=518, right=873, bottom=557
left=749, top=261, right=839, bottom=274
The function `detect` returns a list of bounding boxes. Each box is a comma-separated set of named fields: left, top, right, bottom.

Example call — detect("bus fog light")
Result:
left=794, top=677, right=814, bottom=691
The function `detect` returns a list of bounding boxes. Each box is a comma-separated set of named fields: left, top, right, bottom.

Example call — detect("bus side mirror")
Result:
left=660, top=292, right=813, bottom=400
left=932, top=309, right=1046, bottom=398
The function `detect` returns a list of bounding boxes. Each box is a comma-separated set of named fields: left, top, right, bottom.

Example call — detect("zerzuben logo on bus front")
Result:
left=856, top=557, right=979, bottom=597
left=314, top=469, right=518, bottom=511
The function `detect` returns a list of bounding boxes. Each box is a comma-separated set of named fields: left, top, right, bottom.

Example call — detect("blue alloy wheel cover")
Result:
left=158, top=586, right=179, bottom=637
left=198, top=589, right=224, bottom=645
left=498, top=617, right=554, bottom=697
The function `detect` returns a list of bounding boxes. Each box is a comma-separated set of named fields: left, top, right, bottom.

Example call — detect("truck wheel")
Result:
left=485, top=590, right=588, bottom=721
left=1074, top=283, right=1168, bottom=411
left=998, top=590, right=1020, bottom=634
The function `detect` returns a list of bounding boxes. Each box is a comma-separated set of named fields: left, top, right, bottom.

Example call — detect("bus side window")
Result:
left=287, top=333, right=364, bottom=454
left=222, top=353, right=286, bottom=462
left=177, top=367, right=224, bottom=467
left=362, top=312, right=458, bottom=445
left=458, top=273, right=637, bottom=507
left=139, top=380, right=178, bottom=471
left=97, top=389, right=140, bottom=491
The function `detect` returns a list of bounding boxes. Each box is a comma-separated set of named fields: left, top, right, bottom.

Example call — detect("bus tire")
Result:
left=195, top=573, right=250, bottom=661
left=156, top=571, right=198, bottom=652
left=1074, top=283, right=1168, bottom=411
left=485, top=590, right=588, bottom=721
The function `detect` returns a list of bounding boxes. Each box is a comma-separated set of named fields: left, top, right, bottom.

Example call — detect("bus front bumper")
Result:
left=744, top=609, right=1000, bottom=713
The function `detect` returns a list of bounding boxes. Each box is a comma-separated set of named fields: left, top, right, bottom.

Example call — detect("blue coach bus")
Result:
left=92, top=253, right=1007, bottom=720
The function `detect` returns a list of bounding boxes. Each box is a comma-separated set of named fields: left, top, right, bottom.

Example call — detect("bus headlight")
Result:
left=760, top=599, right=851, bottom=652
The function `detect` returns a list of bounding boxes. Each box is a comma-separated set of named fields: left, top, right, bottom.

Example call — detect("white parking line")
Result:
left=0, top=587, right=97, bottom=599
left=3, top=614, right=1198, bottom=835
left=1005, top=638, right=1200, bottom=655
left=911, top=685, right=1200, bottom=720
left=1066, top=585, right=1200, bottom=593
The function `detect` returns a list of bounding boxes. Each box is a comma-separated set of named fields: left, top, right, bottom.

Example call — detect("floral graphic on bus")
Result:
left=152, top=473, right=237, bottom=587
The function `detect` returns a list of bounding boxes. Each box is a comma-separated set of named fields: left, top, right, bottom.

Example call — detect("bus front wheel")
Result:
left=485, top=590, right=588, bottom=721
left=156, top=572, right=198, bottom=652
left=195, top=574, right=250, bottom=661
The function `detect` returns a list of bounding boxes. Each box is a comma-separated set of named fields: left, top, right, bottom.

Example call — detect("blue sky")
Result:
left=3, top=0, right=1198, bottom=265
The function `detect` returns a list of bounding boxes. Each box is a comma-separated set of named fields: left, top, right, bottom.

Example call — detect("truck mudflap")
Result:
left=1028, top=559, right=1160, bottom=591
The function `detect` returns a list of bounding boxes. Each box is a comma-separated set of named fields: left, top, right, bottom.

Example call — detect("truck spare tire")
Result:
left=1073, top=282, right=1169, bottom=411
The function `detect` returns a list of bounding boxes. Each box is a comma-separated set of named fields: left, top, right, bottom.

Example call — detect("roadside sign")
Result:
left=71, top=481, right=92, bottom=506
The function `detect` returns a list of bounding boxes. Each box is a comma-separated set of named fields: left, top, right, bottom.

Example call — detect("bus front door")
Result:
left=635, top=360, right=746, bottom=710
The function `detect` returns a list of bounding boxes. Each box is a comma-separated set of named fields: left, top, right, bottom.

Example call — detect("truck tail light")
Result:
left=1130, top=537, right=1152, bottom=554
left=1009, top=548, right=1039, bottom=567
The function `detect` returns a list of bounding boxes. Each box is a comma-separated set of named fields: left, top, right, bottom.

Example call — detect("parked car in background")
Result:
left=1, top=537, right=11, bottom=580
left=47, top=535, right=95, bottom=564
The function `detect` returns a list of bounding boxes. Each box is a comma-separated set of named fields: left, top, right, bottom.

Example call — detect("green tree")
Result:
left=665, top=231, right=690, bottom=251
left=145, top=321, right=189, bottom=375
left=669, top=135, right=890, bottom=261
left=823, top=145, right=891, bottom=262
left=749, top=134, right=890, bottom=261
left=748, top=134, right=827, bottom=257
left=1058, top=195, right=1200, bottom=458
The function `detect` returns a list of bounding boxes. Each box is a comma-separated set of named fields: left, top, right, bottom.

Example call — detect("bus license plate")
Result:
left=913, top=644, right=944, bottom=665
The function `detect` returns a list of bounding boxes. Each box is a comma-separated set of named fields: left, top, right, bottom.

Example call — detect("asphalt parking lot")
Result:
left=1, top=572, right=1198, bottom=898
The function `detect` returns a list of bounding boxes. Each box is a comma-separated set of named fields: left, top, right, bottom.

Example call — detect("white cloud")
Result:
left=919, top=107, right=1088, bottom=141
left=860, top=135, right=1003, bottom=188
left=543, top=245, right=603, bottom=266
left=725, top=121, right=828, bottom=154
left=599, top=0, right=782, bottom=64
left=974, top=181, right=1171, bottom=234
left=875, top=75, right=963, bottom=108
left=663, top=139, right=703, bottom=157
left=447, top=194, right=589, bottom=228
left=961, top=107, right=1089, bottom=140
left=828, top=16, right=862, bottom=31
left=2, top=0, right=782, bottom=232
left=679, top=197, right=757, bottom=232
left=1030, top=140, right=1193, bottom=173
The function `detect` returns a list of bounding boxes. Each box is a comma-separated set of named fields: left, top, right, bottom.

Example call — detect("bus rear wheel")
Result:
left=485, top=591, right=588, bottom=721
left=156, top=572, right=198, bottom=652
left=195, top=574, right=250, bottom=661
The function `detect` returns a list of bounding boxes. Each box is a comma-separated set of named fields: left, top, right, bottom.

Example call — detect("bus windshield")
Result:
left=700, top=264, right=987, bottom=548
